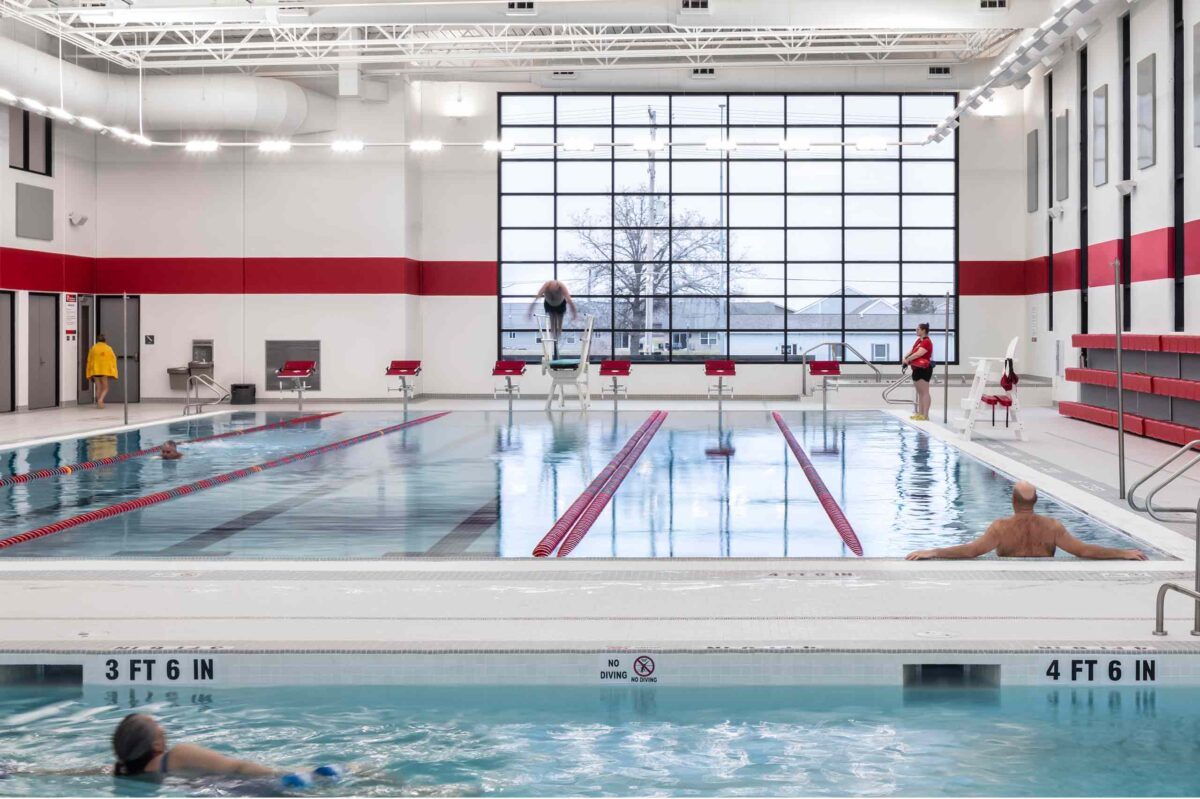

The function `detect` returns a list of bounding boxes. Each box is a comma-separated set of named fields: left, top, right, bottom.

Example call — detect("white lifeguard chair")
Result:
left=954, top=336, right=1026, bottom=441
left=540, top=314, right=594, bottom=410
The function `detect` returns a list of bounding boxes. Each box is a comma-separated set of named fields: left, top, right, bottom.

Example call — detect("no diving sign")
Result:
left=598, top=654, right=659, bottom=684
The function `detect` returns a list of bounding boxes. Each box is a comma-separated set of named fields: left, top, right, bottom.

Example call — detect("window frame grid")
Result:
left=497, top=92, right=959, bottom=365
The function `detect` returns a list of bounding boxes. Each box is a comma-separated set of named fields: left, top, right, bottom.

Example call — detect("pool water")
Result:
left=0, top=684, right=1195, bottom=796
left=0, top=410, right=1152, bottom=559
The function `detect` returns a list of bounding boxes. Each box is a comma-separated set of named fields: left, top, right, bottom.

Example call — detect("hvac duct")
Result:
left=0, top=34, right=335, bottom=134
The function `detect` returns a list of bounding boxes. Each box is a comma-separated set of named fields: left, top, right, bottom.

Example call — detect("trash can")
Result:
left=231, top=384, right=257, bottom=405
left=167, top=366, right=191, bottom=391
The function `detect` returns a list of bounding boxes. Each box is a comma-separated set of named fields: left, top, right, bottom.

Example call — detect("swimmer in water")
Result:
left=529, top=279, right=577, bottom=342
left=112, top=714, right=288, bottom=779
left=160, top=441, right=183, bottom=460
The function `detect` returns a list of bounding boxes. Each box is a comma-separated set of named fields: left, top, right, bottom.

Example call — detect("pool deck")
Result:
left=0, top=400, right=1195, bottom=663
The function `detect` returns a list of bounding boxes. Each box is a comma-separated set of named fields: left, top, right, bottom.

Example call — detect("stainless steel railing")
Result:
left=799, top=342, right=882, bottom=397
left=1127, top=439, right=1200, bottom=522
left=184, top=374, right=231, bottom=415
left=882, top=372, right=915, bottom=407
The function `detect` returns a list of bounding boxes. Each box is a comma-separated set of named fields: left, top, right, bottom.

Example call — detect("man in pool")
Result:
left=160, top=440, right=183, bottom=460
left=905, top=482, right=1148, bottom=560
left=528, top=279, right=577, bottom=341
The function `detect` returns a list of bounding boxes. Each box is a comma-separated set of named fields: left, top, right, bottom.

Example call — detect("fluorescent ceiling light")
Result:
left=131, top=134, right=152, bottom=147
left=331, top=139, right=364, bottom=152
left=483, top=140, right=515, bottom=152
left=410, top=140, right=443, bottom=152
left=705, top=138, right=737, bottom=152
left=0, top=88, right=17, bottom=103
left=562, top=137, right=595, bottom=152
left=631, top=138, right=665, bottom=152
left=778, top=138, right=810, bottom=152
left=78, top=117, right=104, bottom=131
left=854, top=136, right=888, bottom=152
left=258, top=140, right=292, bottom=153
left=20, top=97, right=47, bottom=113
left=185, top=140, right=220, bottom=153
left=108, top=127, right=133, bottom=140
left=48, top=107, right=75, bottom=122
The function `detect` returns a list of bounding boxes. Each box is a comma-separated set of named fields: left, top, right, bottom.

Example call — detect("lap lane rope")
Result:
left=0, top=412, right=450, bottom=550
left=0, top=412, right=342, bottom=490
left=772, top=411, right=864, bottom=557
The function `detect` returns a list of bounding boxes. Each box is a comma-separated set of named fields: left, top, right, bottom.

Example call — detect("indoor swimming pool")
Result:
left=0, top=684, right=1196, bottom=796
left=0, top=410, right=1154, bottom=559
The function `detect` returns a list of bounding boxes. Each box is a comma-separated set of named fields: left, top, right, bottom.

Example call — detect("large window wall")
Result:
left=498, top=93, right=958, bottom=363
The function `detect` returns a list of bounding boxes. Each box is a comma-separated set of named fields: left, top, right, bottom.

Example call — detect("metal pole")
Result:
left=122, top=292, right=129, bottom=426
left=1113, top=259, right=1126, bottom=498
left=943, top=292, right=950, bottom=424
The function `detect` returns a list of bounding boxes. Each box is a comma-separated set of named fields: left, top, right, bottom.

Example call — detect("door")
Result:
left=97, top=295, right=140, bottom=403
left=0, top=292, right=12, bottom=413
left=27, top=292, right=59, bottom=410
left=76, top=295, right=94, bottom=405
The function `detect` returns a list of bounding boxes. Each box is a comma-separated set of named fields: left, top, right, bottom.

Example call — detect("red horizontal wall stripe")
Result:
left=244, top=258, right=421, bottom=295
left=1130, top=227, right=1173, bottom=283
left=0, top=248, right=96, bottom=294
left=958, top=261, right=1026, bottom=295
left=1023, top=255, right=1048, bottom=296
left=1184, top=219, right=1200, bottom=278
left=421, top=260, right=498, bottom=296
left=96, top=257, right=244, bottom=294
left=1087, top=239, right=1122, bottom=287
left=1051, top=248, right=1081, bottom=292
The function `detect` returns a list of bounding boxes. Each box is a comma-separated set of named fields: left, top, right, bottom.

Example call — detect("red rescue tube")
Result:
left=0, top=412, right=341, bottom=490
left=0, top=412, right=449, bottom=551
left=532, top=411, right=663, bottom=557
left=556, top=411, right=667, bottom=557
left=772, top=411, right=864, bottom=557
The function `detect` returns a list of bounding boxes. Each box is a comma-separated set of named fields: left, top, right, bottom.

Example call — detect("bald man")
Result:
left=906, top=481, right=1147, bottom=560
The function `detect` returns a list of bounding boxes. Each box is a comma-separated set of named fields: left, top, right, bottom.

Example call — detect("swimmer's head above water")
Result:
left=160, top=440, right=182, bottom=460
left=112, top=714, right=165, bottom=776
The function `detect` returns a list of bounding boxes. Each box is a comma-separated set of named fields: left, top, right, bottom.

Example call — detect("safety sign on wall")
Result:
left=64, top=294, right=77, bottom=341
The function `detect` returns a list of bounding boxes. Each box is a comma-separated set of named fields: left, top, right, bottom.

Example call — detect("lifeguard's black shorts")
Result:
left=911, top=366, right=934, bottom=382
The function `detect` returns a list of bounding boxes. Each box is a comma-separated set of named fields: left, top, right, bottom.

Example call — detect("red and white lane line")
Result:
left=555, top=411, right=668, bottom=558
left=772, top=411, right=864, bottom=557
left=0, top=412, right=342, bottom=490
left=532, top=411, right=667, bottom=558
left=0, top=412, right=449, bottom=551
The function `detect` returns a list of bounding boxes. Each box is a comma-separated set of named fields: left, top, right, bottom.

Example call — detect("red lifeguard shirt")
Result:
left=908, top=336, right=933, bottom=369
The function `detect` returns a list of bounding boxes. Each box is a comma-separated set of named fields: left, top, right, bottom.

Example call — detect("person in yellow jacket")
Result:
left=85, top=334, right=119, bottom=409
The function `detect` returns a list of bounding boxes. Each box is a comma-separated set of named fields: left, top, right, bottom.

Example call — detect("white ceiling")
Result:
left=0, top=0, right=1031, bottom=78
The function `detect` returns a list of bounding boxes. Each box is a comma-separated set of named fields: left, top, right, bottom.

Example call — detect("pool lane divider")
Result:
left=0, top=412, right=342, bottom=490
left=0, top=412, right=450, bottom=551
left=771, top=411, right=864, bottom=557
left=532, top=411, right=667, bottom=558
left=555, top=410, right=668, bottom=558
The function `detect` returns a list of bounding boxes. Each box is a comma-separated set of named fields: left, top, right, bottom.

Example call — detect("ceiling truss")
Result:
left=0, top=0, right=1019, bottom=76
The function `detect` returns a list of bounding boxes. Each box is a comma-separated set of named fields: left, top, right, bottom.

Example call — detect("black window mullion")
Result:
left=1121, top=13, right=1133, bottom=331
left=1172, top=0, right=1185, bottom=331
left=1080, top=47, right=1090, bottom=335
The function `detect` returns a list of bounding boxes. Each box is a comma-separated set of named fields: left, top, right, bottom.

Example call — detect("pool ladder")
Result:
left=183, top=374, right=232, bottom=416
left=1127, top=439, right=1200, bottom=636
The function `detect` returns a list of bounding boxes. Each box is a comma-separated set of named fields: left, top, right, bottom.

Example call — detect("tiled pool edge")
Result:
left=3, top=648, right=1198, bottom=687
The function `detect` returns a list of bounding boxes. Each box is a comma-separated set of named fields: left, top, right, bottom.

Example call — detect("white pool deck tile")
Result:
left=0, top=399, right=1195, bottom=670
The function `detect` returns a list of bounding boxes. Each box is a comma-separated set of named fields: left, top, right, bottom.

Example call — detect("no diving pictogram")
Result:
left=633, top=656, right=655, bottom=677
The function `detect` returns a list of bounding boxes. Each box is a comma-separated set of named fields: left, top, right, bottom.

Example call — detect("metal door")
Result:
left=27, top=292, right=59, bottom=410
left=97, top=295, right=140, bottom=403
left=76, top=295, right=94, bottom=405
left=0, top=292, right=12, bottom=412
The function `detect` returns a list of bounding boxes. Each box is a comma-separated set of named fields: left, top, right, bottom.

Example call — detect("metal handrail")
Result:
left=882, top=372, right=914, bottom=406
left=1153, top=583, right=1200, bottom=637
left=799, top=342, right=882, bottom=396
left=1127, top=439, right=1200, bottom=521
left=184, top=374, right=231, bottom=415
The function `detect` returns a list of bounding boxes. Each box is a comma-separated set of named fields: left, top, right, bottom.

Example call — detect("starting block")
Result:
left=276, top=360, right=316, bottom=411
left=493, top=360, right=526, bottom=399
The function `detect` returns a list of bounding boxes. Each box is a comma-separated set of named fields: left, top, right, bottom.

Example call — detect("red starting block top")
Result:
left=276, top=360, right=316, bottom=378
left=600, top=360, right=632, bottom=377
left=386, top=360, right=422, bottom=377
left=493, top=360, right=527, bottom=377
left=808, top=360, right=842, bottom=376
left=704, top=360, right=736, bottom=377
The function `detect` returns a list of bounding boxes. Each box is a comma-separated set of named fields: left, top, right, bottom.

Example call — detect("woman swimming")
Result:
left=112, top=714, right=333, bottom=786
